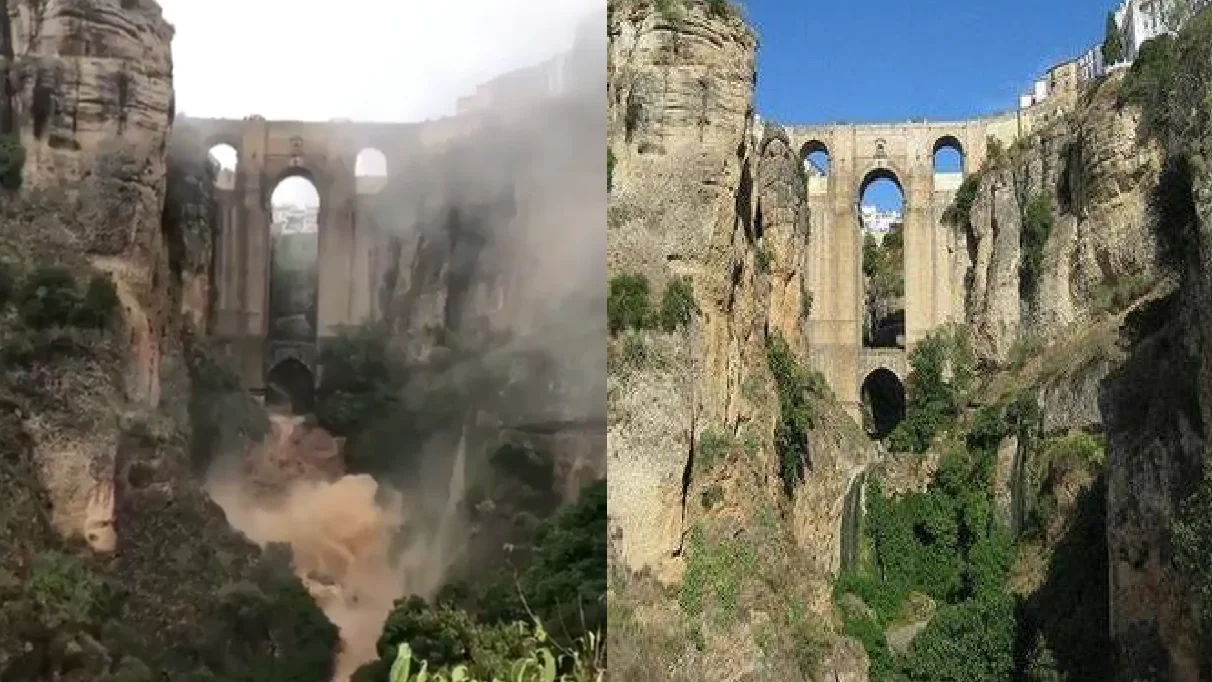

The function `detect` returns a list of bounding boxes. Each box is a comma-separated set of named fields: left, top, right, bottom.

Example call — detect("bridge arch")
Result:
left=355, top=147, right=388, bottom=195
left=268, top=174, right=321, bottom=344
left=266, top=357, right=315, bottom=413
left=206, top=142, right=240, bottom=191
left=860, top=367, right=905, bottom=439
left=800, top=139, right=831, bottom=176
left=932, top=135, right=966, bottom=191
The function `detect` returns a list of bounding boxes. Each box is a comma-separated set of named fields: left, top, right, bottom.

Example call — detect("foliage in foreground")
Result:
left=385, top=626, right=603, bottom=682
left=0, top=133, right=24, bottom=190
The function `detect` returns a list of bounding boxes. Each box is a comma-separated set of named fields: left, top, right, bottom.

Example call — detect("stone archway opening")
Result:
left=269, top=174, right=320, bottom=343
left=861, top=367, right=906, bottom=440
left=859, top=169, right=905, bottom=349
left=801, top=140, right=830, bottom=195
left=932, top=136, right=965, bottom=191
left=266, top=357, right=315, bottom=414
left=206, top=143, right=238, bottom=191
left=355, top=147, right=388, bottom=195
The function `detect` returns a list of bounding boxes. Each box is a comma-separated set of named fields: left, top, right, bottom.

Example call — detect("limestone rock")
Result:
left=963, top=74, right=1163, bottom=365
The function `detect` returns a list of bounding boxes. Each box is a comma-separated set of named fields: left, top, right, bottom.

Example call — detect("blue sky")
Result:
left=739, top=0, right=1113, bottom=212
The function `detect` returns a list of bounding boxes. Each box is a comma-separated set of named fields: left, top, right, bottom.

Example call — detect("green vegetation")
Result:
left=607, top=273, right=652, bottom=335
left=1174, top=470, right=1212, bottom=669
left=607, top=272, right=697, bottom=336
left=26, top=551, right=104, bottom=628
left=658, top=276, right=696, bottom=332
left=384, top=630, right=603, bottom=682
left=902, top=595, right=1017, bottom=682
left=705, top=0, right=730, bottom=18
left=313, top=322, right=401, bottom=439
left=679, top=526, right=756, bottom=627
left=1020, top=195, right=1054, bottom=296
left=0, top=134, right=25, bottom=190
left=863, top=225, right=904, bottom=303
left=607, top=148, right=616, bottom=193
left=354, top=481, right=606, bottom=681
left=887, top=327, right=973, bottom=453
left=695, top=428, right=732, bottom=473
left=765, top=331, right=830, bottom=496
left=1102, top=11, right=1125, bottom=65
left=187, top=338, right=269, bottom=470
left=15, top=266, right=120, bottom=330
left=754, top=245, right=773, bottom=274
left=1119, top=34, right=1178, bottom=135
left=943, top=172, right=982, bottom=228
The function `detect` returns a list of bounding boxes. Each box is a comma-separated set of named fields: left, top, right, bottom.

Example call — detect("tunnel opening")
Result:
left=268, top=173, right=320, bottom=343
left=859, top=168, right=905, bottom=349
left=860, top=367, right=906, bottom=439
left=206, top=143, right=239, bottom=191
left=266, top=358, right=315, bottom=414
left=932, top=136, right=965, bottom=191
left=355, top=147, right=388, bottom=195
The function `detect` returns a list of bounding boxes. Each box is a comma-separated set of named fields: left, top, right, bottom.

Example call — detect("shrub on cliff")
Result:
left=0, top=134, right=25, bottom=191
left=313, top=321, right=402, bottom=438
left=888, top=331, right=961, bottom=453
left=607, top=273, right=652, bottom=335
left=1174, top=470, right=1212, bottom=667
left=18, top=266, right=81, bottom=329
left=766, top=331, right=830, bottom=496
left=1020, top=195, right=1054, bottom=296
left=658, top=276, right=695, bottom=332
left=74, top=274, right=121, bottom=329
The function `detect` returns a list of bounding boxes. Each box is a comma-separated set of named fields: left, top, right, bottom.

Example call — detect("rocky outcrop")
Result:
left=0, top=1, right=342, bottom=678
left=0, top=0, right=174, bottom=552
left=607, top=0, right=758, bottom=583
left=963, top=75, right=1163, bottom=365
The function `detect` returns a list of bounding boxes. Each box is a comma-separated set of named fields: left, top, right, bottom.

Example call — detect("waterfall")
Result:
left=1009, top=440, right=1027, bottom=538
left=840, top=469, right=867, bottom=573
left=433, top=417, right=469, bottom=576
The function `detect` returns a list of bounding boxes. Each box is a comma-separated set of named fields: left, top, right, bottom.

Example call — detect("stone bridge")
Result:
left=787, top=99, right=1068, bottom=423
left=173, top=113, right=477, bottom=403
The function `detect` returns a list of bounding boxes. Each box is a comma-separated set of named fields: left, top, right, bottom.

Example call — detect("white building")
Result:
left=272, top=205, right=319, bottom=234
left=861, top=206, right=903, bottom=240
left=1113, top=0, right=1209, bottom=63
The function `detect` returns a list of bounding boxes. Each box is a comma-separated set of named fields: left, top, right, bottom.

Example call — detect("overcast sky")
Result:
left=159, top=0, right=599, bottom=122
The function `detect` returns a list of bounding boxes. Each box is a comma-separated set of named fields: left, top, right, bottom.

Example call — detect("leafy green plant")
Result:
left=606, top=149, right=615, bottom=193
left=27, top=551, right=103, bottom=627
left=1020, top=195, right=1054, bottom=296
left=74, top=273, right=121, bottom=329
left=888, top=331, right=960, bottom=453
left=765, top=331, right=830, bottom=496
left=705, top=0, right=729, bottom=17
left=658, top=276, right=696, bottom=332
left=1102, top=11, right=1125, bottom=65
left=1118, top=34, right=1178, bottom=135
left=943, top=173, right=982, bottom=227
left=696, top=429, right=731, bottom=473
left=19, top=266, right=81, bottom=329
left=0, top=133, right=25, bottom=190
left=754, top=246, right=773, bottom=274
left=607, top=273, right=652, bottom=335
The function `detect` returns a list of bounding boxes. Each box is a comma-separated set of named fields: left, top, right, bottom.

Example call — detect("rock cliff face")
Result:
left=955, top=61, right=1212, bottom=680
left=0, top=1, right=340, bottom=678
left=963, top=77, right=1164, bottom=365
left=607, top=2, right=876, bottom=679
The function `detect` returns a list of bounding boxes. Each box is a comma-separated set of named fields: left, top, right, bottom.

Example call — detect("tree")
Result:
left=1025, top=632, right=1066, bottom=682
left=1102, top=12, right=1125, bottom=65
left=1158, top=0, right=1200, bottom=33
